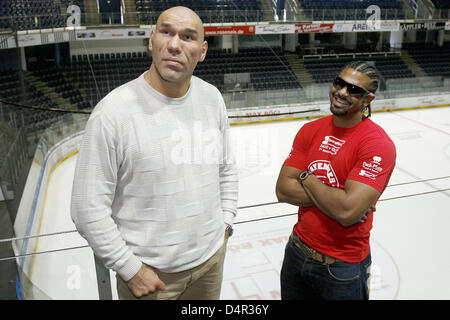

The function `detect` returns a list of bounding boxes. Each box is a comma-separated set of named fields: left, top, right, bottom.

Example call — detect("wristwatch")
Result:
left=299, top=171, right=313, bottom=182
left=225, top=224, right=234, bottom=237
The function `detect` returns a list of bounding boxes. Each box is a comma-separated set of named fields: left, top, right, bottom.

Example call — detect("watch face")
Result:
left=300, top=171, right=309, bottom=180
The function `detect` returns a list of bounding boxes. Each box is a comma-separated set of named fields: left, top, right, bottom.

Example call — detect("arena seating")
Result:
left=299, top=0, right=406, bottom=20
left=0, top=0, right=264, bottom=30
left=30, top=64, right=91, bottom=111
left=1, top=0, right=414, bottom=31
left=12, top=41, right=450, bottom=117
left=61, top=52, right=151, bottom=107
left=0, top=70, right=65, bottom=131
left=4, top=40, right=450, bottom=120
left=135, top=0, right=264, bottom=24
left=404, top=42, right=450, bottom=78
left=0, top=0, right=64, bottom=30
left=430, top=0, right=450, bottom=9
left=0, top=0, right=85, bottom=30
left=59, top=47, right=300, bottom=107
left=0, top=70, right=49, bottom=110
left=303, top=53, right=415, bottom=84
left=197, top=47, right=301, bottom=91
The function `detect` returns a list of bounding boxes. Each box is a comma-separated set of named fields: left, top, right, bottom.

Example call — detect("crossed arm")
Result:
left=275, top=165, right=379, bottom=227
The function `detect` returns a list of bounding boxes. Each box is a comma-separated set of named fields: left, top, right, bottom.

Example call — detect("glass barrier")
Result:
left=0, top=108, right=100, bottom=300
left=383, top=76, right=450, bottom=98
left=1, top=233, right=113, bottom=300
left=223, top=75, right=450, bottom=109
left=1, top=70, right=449, bottom=298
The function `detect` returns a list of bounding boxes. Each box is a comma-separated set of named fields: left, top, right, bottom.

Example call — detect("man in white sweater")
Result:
left=71, top=6, right=238, bottom=300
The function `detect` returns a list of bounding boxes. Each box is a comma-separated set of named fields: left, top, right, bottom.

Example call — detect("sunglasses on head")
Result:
left=333, top=77, right=372, bottom=97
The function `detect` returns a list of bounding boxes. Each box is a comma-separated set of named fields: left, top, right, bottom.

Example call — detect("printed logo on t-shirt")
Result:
left=319, top=136, right=346, bottom=155
left=359, top=156, right=384, bottom=180
left=308, top=160, right=340, bottom=187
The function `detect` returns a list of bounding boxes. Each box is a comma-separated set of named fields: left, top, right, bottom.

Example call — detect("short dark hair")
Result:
left=343, top=61, right=380, bottom=119
left=344, top=61, right=380, bottom=94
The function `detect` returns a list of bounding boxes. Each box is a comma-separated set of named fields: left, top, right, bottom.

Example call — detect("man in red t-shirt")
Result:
left=276, top=61, right=396, bottom=300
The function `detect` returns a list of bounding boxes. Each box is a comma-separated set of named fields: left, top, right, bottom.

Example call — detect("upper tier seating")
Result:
left=430, top=0, right=450, bottom=9
left=0, top=0, right=85, bottom=30
left=135, top=0, right=263, bottom=24
left=299, top=0, right=406, bottom=20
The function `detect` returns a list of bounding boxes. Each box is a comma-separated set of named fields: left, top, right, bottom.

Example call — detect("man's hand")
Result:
left=275, top=166, right=314, bottom=207
left=127, top=264, right=166, bottom=298
left=225, top=223, right=232, bottom=239
left=359, top=204, right=376, bottom=223
left=301, top=176, right=380, bottom=227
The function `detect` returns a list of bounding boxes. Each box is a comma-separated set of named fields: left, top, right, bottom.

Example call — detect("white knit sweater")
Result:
left=71, top=73, right=238, bottom=281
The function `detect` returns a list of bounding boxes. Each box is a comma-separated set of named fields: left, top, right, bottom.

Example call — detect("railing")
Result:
left=432, top=8, right=450, bottom=19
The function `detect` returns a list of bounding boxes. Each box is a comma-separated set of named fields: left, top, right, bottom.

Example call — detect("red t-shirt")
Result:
left=284, top=115, right=396, bottom=262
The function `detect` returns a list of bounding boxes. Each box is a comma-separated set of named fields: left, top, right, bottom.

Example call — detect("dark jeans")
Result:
left=280, top=232, right=371, bottom=300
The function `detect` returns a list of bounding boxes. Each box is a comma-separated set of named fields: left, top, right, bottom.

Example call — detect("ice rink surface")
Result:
left=26, top=106, right=450, bottom=299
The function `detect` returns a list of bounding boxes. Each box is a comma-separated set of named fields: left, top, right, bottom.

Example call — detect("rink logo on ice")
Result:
left=319, top=136, right=346, bottom=155
left=66, top=265, right=81, bottom=290
left=369, top=240, right=400, bottom=300
left=308, top=160, right=340, bottom=187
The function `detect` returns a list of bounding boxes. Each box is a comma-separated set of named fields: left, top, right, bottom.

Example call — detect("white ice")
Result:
left=22, top=107, right=450, bottom=300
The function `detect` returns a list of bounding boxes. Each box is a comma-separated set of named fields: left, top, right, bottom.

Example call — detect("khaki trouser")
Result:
left=116, top=240, right=227, bottom=300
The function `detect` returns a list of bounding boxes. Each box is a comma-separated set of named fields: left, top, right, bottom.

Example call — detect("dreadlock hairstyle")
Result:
left=343, top=61, right=380, bottom=120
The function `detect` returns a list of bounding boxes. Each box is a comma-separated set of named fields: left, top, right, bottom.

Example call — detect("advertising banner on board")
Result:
left=400, top=22, right=446, bottom=30
left=295, top=24, right=334, bottom=33
left=333, top=22, right=399, bottom=32
left=255, top=24, right=296, bottom=34
left=75, top=28, right=150, bottom=40
left=204, top=25, right=255, bottom=36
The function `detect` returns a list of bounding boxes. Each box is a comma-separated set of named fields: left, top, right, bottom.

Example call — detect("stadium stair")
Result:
left=84, top=0, right=100, bottom=25
left=123, top=0, right=139, bottom=25
left=55, top=0, right=64, bottom=19
left=401, top=51, right=428, bottom=78
left=286, top=0, right=311, bottom=21
left=260, top=0, right=274, bottom=21
left=401, top=0, right=415, bottom=18
left=24, top=73, right=70, bottom=110
left=422, top=0, right=436, bottom=18
left=286, top=53, right=314, bottom=87
left=291, top=0, right=311, bottom=21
